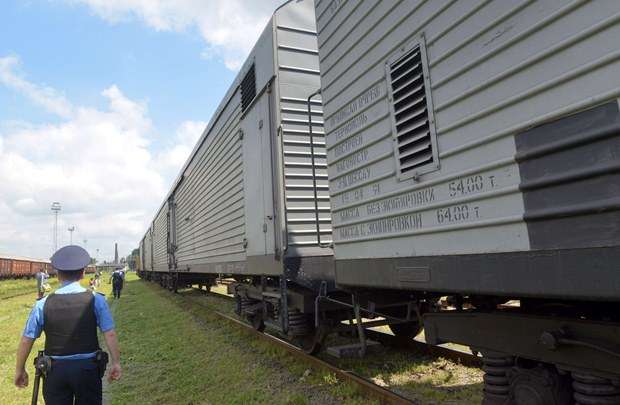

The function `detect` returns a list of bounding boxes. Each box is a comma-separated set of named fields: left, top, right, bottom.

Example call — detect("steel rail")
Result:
left=214, top=310, right=414, bottom=405
left=194, top=286, right=481, bottom=368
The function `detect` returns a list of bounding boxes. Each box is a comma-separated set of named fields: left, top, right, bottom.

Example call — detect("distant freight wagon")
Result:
left=0, top=255, right=54, bottom=279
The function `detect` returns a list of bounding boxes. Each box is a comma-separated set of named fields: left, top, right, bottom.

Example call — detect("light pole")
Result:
left=68, top=226, right=75, bottom=245
left=51, top=202, right=61, bottom=253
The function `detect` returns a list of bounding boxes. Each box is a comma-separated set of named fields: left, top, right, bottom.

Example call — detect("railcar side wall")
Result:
left=315, top=0, right=620, bottom=299
left=275, top=0, right=333, bottom=255
left=140, top=0, right=333, bottom=278
left=152, top=205, right=169, bottom=273
left=0, top=258, right=11, bottom=278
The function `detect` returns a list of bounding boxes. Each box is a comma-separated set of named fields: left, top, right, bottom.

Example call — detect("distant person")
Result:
left=14, top=245, right=122, bottom=404
left=35, top=268, right=49, bottom=300
left=110, top=268, right=124, bottom=299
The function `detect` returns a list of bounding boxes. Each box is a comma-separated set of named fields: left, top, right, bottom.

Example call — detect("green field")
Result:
left=1, top=275, right=368, bottom=404
left=0, top=277, right=59, bottom=300
left=0, top=276, right=106, bottom=404
left=1, top=274, right=482, bottom=404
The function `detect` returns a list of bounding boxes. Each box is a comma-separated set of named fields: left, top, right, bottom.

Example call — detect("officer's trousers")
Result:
left=43, top=358, right=102, bottom=405
left=112, top=283, right=123, bottom=299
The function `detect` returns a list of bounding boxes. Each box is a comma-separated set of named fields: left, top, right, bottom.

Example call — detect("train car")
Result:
left=140, top=0, right=335, bottom=343
left=0, top=258, right=11, bottom=279
left=0, top=255, right=52, bottom=279
left=139, top=0, right=427, bottom=352
left=313, top=0, right=620, bottom=403
left=12, top=259, right=33, bottom=278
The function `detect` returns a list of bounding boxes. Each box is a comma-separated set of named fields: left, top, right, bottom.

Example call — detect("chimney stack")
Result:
left=114, top=243, right=119, bottom=264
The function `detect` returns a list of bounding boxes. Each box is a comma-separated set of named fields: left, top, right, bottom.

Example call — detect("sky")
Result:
left=0, top=0, right=283, bottom=262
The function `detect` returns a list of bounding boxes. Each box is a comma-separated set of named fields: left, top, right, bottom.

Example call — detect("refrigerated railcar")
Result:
left=314, top=0, right=620, bottom=403
left=139, top=0, right=368, bottom=350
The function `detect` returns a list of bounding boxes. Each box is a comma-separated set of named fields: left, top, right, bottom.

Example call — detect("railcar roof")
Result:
left=0, top=254, right=51, bottom=263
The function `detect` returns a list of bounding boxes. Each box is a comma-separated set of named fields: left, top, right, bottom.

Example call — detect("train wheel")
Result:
left=506, top=363, right=572, bottom=405
left=248, top=314, right=265, bottom=332
left=388, top=320, right=423, bottom=339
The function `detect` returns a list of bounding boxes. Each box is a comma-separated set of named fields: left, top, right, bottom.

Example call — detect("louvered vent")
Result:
left=387, top=43, right=438, bottom=179
left=240, top=64, right=256, bottom=112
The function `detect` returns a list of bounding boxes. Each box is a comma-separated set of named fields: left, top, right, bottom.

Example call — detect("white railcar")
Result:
left=315, top=0, right=620, bottom=402
left=140, top=0, right=333, bottom=290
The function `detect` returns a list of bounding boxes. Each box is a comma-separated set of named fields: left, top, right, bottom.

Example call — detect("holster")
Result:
left=95, top=350, right=109, bottom=379
left=34, top=351, right=52, bottom=376
left=31, top=351, right=52, bottom=405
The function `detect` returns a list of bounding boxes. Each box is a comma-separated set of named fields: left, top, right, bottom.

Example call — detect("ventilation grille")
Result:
left=387, top=44, right=436, bottom=177
left=240, top=64, right=256, bottom=113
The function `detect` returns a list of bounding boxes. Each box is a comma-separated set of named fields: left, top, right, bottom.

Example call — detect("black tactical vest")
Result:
left=43, top=292, right=100, bottom=356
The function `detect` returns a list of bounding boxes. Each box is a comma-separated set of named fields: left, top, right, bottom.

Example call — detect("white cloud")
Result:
left=0, top=55, right=74, bottom=118
left=157, top=120, right=206, bottom=173
left=0, top=56, right=203, bottom=260
left=64, top=0, right=284, bottom=70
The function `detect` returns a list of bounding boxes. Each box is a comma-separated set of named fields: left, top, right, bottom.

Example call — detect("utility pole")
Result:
left=68, top=226, right=75, bottom=245
left=51, top=202, right=61, bottom=253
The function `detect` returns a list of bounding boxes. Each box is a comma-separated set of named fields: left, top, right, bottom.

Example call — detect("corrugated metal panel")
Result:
left=316, top=0, right=620, bottom=259
left=152, top=205, right=168, bottom=272
left=174, top=88, right=246, bottom=270
left=143, top=229, right=153, bottom=272
left=276, top=3, right=333, bottom=251
left=141, top=0, right=330, bottom=275
left=0, top=258, right=11, bottom=277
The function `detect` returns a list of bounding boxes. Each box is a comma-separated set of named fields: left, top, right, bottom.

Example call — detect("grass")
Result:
left=181, top=287, right=483, bottom=404
left=0, top=275, right=110, bottom=405
left=105, top=275, right=368, bottom=405
left=1, top=275, right=482, bottom=404
left=0, top=277, right=59, bottom=299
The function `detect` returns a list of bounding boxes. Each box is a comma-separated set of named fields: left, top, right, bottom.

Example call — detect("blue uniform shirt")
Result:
left=23, top=281, right=115, bottom=360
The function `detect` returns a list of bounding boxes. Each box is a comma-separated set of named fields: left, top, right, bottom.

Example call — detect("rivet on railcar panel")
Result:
left=259, top=119, right=263, bottom=129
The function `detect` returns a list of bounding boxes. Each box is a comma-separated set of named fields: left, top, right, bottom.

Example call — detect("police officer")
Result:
left=110, top=267, right=124, bottom=299
left=14, top=245, right=122, bottom=404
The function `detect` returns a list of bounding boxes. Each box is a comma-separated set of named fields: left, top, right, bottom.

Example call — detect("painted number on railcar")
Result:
left=436, top=204, right=480, bottom=224
left=448, top=175, right=497, bottom=197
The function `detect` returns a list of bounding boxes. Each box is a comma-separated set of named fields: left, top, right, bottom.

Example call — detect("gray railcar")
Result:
left=140, top=0, right=340, bottom=333
left=315, top=0, right=620, bottom=402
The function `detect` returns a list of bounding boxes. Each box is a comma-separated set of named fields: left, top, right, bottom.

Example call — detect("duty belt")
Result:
left=30, top=350, right=109, bottom=405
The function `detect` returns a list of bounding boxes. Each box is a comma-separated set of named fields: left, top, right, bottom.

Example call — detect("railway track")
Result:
left=187, top=286, right=481, bottom=404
